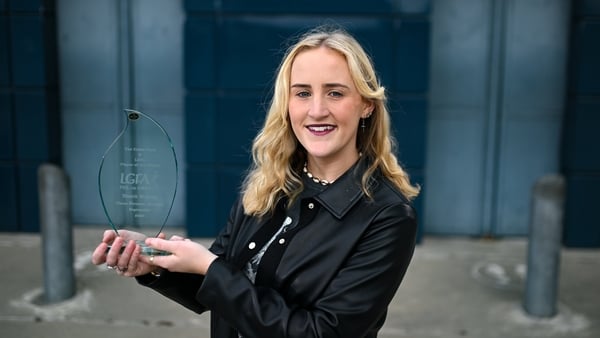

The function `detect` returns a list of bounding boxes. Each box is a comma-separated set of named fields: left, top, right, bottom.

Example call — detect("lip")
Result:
left=306, top=124, right=336, bottom=136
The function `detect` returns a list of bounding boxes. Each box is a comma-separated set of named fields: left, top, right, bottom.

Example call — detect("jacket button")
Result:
left=248, top=242, right=256, bottom=249
left=278, top=238, right=285, bottom=245
left=308, top=202, right=314, bottom=209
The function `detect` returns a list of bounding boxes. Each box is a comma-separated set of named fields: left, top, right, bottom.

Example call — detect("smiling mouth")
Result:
left=307, top=125, right=335, bottom=133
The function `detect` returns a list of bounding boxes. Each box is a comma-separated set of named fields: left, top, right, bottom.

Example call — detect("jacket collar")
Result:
left=313, top=158, right=370, bottom=220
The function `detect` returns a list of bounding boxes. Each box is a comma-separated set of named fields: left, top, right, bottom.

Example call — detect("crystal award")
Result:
left=98, top=109, right=178, bottom=256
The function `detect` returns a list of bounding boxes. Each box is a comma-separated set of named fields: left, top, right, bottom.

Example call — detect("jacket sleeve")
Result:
left=195, top=202, right=417, bottom=338
left=135, top=197, right=244, bottom=313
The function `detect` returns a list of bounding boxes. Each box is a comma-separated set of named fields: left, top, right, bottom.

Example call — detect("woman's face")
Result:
left=288, top=46, right=373, bottom=166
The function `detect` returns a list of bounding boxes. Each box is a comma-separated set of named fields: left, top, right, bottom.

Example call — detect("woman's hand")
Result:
left=91, top=229, right=165, bottom=277
left=141, top=237, right=218, bottom=275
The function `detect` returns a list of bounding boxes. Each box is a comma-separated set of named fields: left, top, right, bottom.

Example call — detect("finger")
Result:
left=102, top=229, right=117, bottom=243
left=117, top=229, right=138, bottom=241
left=158, top=232, right=167, bottom=240
left=91, top=242, right=108, bottom=265
left=117, top=240, right=136, bottom=271
left=145, top=237, right=174, bottom=253
left=127, top=244, right=142, bottom=274
left=170, top=235, right=185, bottom=241
left=106, top=236, right=124, bottom=267
left=140, top=251, right=167, bottom=269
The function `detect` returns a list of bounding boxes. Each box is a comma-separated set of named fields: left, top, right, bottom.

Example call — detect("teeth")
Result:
left=309, top=126, right=334, bottom=132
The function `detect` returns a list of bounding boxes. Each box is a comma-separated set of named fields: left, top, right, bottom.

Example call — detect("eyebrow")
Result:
left=290, top=83, right=350, bottom=90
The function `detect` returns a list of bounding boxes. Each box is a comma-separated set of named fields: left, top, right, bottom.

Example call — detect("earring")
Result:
left=361, top=110, right=373, bottom=132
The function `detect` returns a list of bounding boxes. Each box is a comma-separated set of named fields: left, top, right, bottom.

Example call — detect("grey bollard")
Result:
left=523, top=174, right=566, bottom=318
left=38, top=164, right=76, bottom=303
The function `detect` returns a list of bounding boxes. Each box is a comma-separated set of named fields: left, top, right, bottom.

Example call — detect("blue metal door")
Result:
left=425, top=0, right=570, bottom=236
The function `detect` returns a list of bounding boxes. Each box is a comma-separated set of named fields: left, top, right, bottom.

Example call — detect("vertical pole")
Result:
left=523, top=174, right=566, bottom=317
left=38, top=163, right=76, bottom=303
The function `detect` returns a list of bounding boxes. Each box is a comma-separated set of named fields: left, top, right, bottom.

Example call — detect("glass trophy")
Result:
left=98, top=109, right=177, bottom=256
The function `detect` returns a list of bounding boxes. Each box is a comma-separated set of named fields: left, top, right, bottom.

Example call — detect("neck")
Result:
left=306, top=152, right=360, bottom=183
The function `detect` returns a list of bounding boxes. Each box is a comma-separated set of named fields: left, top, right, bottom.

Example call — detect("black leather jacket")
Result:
left=138, top=160, right=417, bottom=338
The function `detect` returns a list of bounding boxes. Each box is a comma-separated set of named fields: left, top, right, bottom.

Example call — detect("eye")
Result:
left=328, top=90, right=343, bottom=98
left=296, top=91, right=311, bottom=98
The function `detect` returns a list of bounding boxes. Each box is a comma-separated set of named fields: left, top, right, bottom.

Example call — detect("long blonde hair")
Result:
left=242, top=26, right=420, bottom=217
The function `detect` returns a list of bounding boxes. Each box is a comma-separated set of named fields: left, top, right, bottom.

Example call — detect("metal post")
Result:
left=38, top=164, right=76, bottom=303
left=523, top=174, right=566, bottom=317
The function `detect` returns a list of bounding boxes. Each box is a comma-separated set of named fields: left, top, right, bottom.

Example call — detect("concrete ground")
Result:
left=0, top=227, right=598, bottom=338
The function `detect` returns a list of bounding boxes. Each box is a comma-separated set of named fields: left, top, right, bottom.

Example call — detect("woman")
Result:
left=92, top=26, right=420, bottom=338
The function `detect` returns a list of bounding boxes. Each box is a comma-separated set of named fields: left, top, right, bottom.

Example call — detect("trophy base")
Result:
left=138, top=242, right=171, bottom=256
left=106, top=240, right=171, bottom=256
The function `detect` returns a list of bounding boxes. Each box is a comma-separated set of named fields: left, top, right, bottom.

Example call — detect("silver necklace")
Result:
left=303, top=163, right=332, bottom=186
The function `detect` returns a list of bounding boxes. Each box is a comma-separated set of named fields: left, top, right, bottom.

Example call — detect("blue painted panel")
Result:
left=395, top=19, right=430, bottom=92
left=184, top=17, right=216, bottom=89
left=186, top=165, right=218, bottom=237
left=62, top=107, right=114, bottom=225
left=184, top=0, right=430, bottom=14
left=563, top=175, right=600, bottom=247
left=43, top=16, right=58, bottom=86
left=218, top=17, right=395, bottom=90
left=133, top=0, right=184, bottom=114
left=389, top=95, right=426, bottom=168
left=216, top=93, right=264, bottom=164
left=495, top=117, right=562, bottom=236
left=216, top=165, right=247, bottom=233
left=17, top=163, right=39, bottom=232
left=221, top=0, right=383, bottom=14
left=0, top=92, right=13, bottom=159
left=562, top=99, right=600, bottom=171
left=0, top=16, right=9, bottom=85
left=428, top=0, right=492, bottom=109
left=573, top=0, right=600, bottom=16
left=571, top=21, right=600, bottom=94
left=345, top=20, right=395, bottom=90
left=187, top=164, right=247, bottom=237
left=46, top=90, right=60, bottom=160
left=0, top=164, right=18, bottom=231
left=424, top=115, right=486, bottom=235
left=186, top=164, right=246, bottom=237
left=186, top=92, right=217, bottom=164
left=14, top=90, right=49, bottom=161
left=563, top=3, right=600, bottom=247
left=57, top=0, right=120, bottom=104
left=406, top=168, right=424, bottom=244
left=8, top=0, right=43, bottom=11
left=503, top=1, right=570, bottom=114
left=395, top=0, right=430, bottom=14
left=10, top=15, right=45, bottom=86
left=217, top=18, right=302, bottom=90
left=216, top=0, right=429, bottom=14
left=493, top=1, right=570, bottom=236
left=183, top=0, right=214, bottom=12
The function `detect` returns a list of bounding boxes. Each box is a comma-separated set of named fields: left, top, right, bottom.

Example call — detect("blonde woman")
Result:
left=93, top=25, right=419, bottom=338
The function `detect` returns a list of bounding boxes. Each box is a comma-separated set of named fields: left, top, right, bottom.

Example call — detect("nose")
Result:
left=307, top=95, right=329, bottom=119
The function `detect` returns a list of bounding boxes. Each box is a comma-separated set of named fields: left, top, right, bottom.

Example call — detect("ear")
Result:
left=362, top=100, right=375, bottom=118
